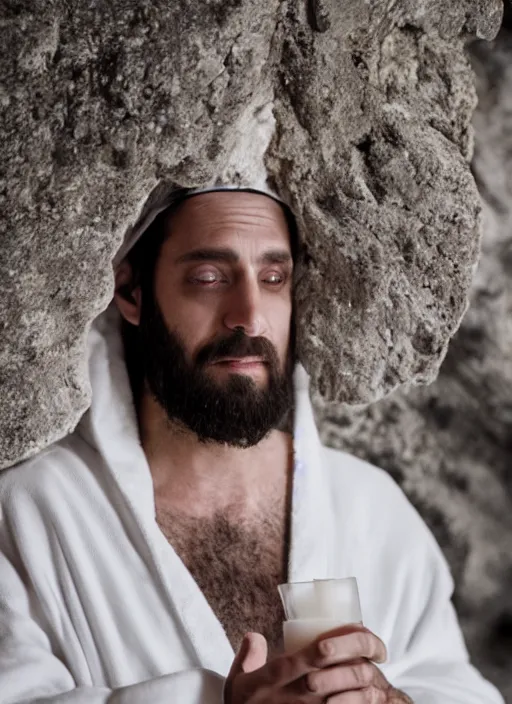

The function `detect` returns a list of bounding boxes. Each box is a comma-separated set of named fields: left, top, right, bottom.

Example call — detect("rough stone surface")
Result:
left=0, top=0, right=282, bottom=468
left=268, top=1, right=501, bottom=405
left=314, top=15, right=512, bottom=698
left=0, top=0, right=501, bottom=470
left=0, top=0, right=508, bottom=697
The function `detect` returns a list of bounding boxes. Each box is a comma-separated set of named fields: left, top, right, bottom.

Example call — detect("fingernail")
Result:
left=377, top=647, right=388, bottom=664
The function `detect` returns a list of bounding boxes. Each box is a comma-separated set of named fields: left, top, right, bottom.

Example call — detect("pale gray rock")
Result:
left=314, top=14, right=512, bottom=697
left=0, top=0, right=281, bottom=467
left=0, top=0, right=508, bottom=698
left=0, top=0, right=501, bottom=469
left=271, top=0, right=502, bottom=406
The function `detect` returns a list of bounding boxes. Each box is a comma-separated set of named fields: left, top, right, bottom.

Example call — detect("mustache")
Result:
left=195, top=328, right=279, bottom=367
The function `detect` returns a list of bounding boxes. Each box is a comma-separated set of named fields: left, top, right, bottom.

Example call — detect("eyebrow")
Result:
left=175, top=247, right=293, bottom=266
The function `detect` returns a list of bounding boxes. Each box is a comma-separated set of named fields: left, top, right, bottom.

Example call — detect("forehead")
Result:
left=162, top=191, right=292, bottom=256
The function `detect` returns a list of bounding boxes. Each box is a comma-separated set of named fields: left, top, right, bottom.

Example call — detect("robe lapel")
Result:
left=287, top=365, right=335, bottom=583
left=80, top=307, right=337, bottom=678
left=81, top=305, right=236, bottom=676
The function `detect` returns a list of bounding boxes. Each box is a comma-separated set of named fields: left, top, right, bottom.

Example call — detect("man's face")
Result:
left=136, top=191, right=295, bottom=447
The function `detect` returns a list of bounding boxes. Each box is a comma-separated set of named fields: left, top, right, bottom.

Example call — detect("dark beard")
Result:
left=128, top=292, right=294, bottom=448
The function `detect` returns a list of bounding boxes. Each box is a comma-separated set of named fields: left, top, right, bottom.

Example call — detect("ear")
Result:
left=113, top=259, right=142, bottom=326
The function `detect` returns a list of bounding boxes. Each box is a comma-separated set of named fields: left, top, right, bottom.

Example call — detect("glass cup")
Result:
left=278, top=577, right=362, bottom=653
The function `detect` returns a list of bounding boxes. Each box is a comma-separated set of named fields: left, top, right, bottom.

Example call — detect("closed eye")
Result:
left=187, top=269, right=290, bottom=287
left=263, top=272, right=286, bottom=285
left=187, top=266, right=227, bottom=285
left=189, top=274, right=225, bottom=285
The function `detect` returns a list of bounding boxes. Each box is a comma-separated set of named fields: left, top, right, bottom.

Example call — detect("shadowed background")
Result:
left=0, top=0, right=509, bottom=698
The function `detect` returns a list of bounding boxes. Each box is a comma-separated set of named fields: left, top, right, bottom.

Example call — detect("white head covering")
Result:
left=113, top=183, right=289, bottom=269
left=113, top=91, right=294, bottom=268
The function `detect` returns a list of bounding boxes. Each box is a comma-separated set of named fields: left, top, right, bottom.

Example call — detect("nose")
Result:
left=223, top=277, right=266, bottom=337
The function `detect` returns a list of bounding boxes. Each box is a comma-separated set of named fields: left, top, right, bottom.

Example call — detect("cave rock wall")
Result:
left=0, top=0, right=502, bottom=468
left=315, top=18, right=512, bottom=697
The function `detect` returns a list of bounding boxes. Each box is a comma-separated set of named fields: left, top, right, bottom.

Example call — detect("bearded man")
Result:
left=0, top=187, right=503, bottom=704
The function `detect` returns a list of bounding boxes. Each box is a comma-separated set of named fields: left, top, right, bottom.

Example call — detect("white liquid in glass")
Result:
left=283, top=618, right=363, bottom=653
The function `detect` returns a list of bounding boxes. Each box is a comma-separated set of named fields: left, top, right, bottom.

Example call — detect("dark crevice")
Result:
left=355, top=135, right=372, bottom=155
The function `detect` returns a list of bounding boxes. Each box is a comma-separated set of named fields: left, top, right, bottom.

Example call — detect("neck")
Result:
left=139, top=391, right=294, bottom=520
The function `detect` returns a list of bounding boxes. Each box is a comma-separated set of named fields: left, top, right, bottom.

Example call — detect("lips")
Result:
left=212, top=357, right=267, bottom=365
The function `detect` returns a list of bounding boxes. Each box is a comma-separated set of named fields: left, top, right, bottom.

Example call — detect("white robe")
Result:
left=0, top=305, right=503, bottom=704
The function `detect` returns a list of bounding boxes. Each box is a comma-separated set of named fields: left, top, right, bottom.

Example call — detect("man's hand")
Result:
left=224, top=625, right=414, bottom=703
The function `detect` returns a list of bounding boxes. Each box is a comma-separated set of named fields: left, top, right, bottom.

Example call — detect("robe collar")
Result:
left=78, top=303, right=334, bottom=674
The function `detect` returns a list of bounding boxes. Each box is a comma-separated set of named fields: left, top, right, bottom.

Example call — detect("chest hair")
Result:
left=156, top=507, right=289, bottom=656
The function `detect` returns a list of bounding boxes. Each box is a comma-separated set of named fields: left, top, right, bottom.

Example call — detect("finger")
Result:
left=227, top=632, right=267, bottom=681
left=240, top=632, right=268, bottom=673
left=227, top=634, right=251, bottom=681
left=328, top=686, right=388, bottom=703
left=312, top=628, right=387, bottom=666
left=238, top=628, right=385, bottom=692
left=305, top=659, right=380, bottom=697
left=312, top=623, right=369, bottom=641
left=224, top=633, right=269, bottom=704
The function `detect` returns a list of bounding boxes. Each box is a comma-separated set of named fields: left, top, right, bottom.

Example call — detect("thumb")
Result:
left=230, top=632, right=268, bottom=677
